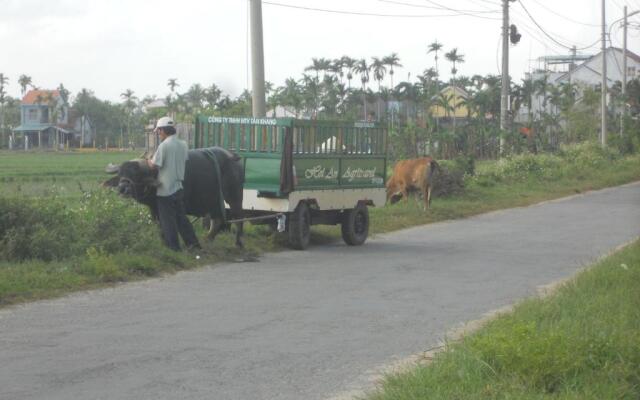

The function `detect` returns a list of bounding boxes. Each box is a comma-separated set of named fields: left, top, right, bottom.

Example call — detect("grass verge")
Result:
left=365, top=240, right=640, bottom=400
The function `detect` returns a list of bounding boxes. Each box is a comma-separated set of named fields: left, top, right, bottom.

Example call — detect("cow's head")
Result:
left=385, top=176, right=402, bottom=204
left=103, top=159, right=159, bottom=201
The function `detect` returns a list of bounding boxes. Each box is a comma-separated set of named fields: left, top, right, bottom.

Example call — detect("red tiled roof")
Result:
left=22, top=89, right=60, bottom=105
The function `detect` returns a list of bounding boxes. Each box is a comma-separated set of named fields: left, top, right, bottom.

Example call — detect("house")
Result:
left=430, top=86, right=475, bottom=119
left=11, top=89, right=94, bottom=149
left=555, top=47, right=640, bottom=88
left=144, top=121, right=194, bottom=152
left=516, top=47, right=640, bottom=123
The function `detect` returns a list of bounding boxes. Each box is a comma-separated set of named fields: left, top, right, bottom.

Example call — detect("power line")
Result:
left=377, top=0, right=499, bottom=14
left=470, top=0, right=501, bottom=5
left=465, top=0, right=501, bottom=10
left=518, top=0, right=600, bottom=51
left=510, top=8, right=600, bottom=50
left=262, top=1, right=499, bottom=18
left=529, top=0, right=600, bottom=27
left=420, top=0, right=500, bottom=19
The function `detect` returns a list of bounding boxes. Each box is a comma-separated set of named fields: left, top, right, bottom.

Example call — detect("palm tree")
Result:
left=427, top=40, right=443, bottom=88
left=167, top=78, right=179, bottom=94
left=205, top=84, right=222, bottom=109
left=353, top=59, right=370, bottom=120
left=395, top=81, right=421, bottom=122
left=382, top=53, right=402, bottom=89
left=186, top=84, right=205, bottom=114
left=445, top=48, right=465, bottom=136
left=445, top=48, right=465, bottom=81
left=371, top=57, right=387, bottom=93
left=301, top=74, right=321, bottom=117
left=305, top=58, right=331, bottom=81
left=0, top=73, right=8, bottom=146
left=371, top=57, right=388, bottom=120
left=120, top=89, right=137, bottom=147
left=341, top=56, right=357, bottom=89
left=422, top=68, right=438, bottom=85
left=330, top=59, right=344, bottom=83
left=18, top=75, right=33, bottom=96
left=280, top=78, right=303, bottom=117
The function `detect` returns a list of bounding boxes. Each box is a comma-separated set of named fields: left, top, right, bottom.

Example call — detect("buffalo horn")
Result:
left=105, top=163, right=120, bottom=174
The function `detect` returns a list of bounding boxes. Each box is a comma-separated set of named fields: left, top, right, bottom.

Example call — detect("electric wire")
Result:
left=377, top=0, right=499, bottom=14
left=465, top=0, right=500, bottom=11
left=510, top=9, right=590, bottom=49
left=420, top=0, right=500, bottom=19
left=470, top=0, right=501, bottom=6
left=529, top=0, right=600, bottom=27
left=262, top=1, right=500, bottom=19
left=518, top=0, right=601, bottom=51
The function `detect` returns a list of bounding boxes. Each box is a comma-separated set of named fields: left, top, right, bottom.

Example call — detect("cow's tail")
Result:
left=423, top=159, right=439, bottom=209
left=426, top=159, right=439, bottom=182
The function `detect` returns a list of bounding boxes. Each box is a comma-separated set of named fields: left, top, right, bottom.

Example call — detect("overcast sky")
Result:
left=2, top=0, right=639, bottom=103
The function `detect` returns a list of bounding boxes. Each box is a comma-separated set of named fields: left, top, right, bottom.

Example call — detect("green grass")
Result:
left=0, top=150, right=138, bottom=198
left=0, top=147, right=639, bottom=307
left=365, top=240, right=640, bottom=400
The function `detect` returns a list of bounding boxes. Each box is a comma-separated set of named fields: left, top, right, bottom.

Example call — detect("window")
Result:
left=27, top=109, right=38, bottom=122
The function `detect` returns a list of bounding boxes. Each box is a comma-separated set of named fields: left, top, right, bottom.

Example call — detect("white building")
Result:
left=555, top=47, right=640, bottom=87
left=516, top=47, right=640, bottom=123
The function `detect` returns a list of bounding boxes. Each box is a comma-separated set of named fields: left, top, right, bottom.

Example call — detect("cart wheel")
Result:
left=288, top=202, right=311, bottom=250
left=341, top=203, right=369, bottom=246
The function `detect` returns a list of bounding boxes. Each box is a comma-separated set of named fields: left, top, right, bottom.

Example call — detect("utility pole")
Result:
left=250, top=0, right=266, bottom=117
left=500, top=0, right=510, bottom=156
left=601, top=0, right=607, bottom=147
left=621, top=6, right=628, bottom=138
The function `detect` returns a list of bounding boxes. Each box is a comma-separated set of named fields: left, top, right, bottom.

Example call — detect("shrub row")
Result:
left=0, top=190, right=159, bottom=262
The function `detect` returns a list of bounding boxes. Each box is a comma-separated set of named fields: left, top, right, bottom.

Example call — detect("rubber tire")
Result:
left=288, top=202, right=311, bottom=250
left=341, top=203, right=369, bottom=246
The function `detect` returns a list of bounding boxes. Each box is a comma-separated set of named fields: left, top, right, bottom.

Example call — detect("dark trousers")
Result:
left=157, top=190, right=200, bottom=251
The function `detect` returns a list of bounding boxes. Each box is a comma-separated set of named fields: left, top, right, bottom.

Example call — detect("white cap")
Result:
left=155, top=116, right=175, bottom=129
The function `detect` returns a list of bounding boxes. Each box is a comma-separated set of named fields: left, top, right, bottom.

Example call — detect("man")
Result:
left=148, top=117, right=200, bottom=251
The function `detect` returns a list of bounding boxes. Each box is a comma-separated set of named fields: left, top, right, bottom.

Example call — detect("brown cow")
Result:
left=386, top=157, right=439, bottom=210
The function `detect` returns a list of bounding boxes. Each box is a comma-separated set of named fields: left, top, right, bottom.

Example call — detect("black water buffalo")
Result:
left=104, top=147, right=245, bottom=247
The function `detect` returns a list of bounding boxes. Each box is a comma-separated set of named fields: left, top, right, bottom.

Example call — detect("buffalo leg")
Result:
left=207, top=216, right=224, bottom=241
left=229, top=204, right=244, bottom=248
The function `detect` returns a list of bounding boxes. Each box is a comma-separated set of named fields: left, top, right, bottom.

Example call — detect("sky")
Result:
left=1, top=0, right=639, bottom=103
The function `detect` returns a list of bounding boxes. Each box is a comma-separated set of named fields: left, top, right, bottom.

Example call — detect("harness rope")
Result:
left=201, top=149, right=228, bottom=225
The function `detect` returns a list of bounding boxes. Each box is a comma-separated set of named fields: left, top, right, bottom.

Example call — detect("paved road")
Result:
left=1, top=183, right=639, bottom=400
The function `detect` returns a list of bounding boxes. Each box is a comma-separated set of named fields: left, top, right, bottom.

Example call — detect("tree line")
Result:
left=1, top=42, right=638, bottom=158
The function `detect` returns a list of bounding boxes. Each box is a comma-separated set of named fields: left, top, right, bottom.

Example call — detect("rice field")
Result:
left=0, top=150, right=139, bottom=198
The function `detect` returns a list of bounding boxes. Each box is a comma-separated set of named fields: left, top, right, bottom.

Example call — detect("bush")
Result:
left=0, top=190, right=160, bottom=262
left=558, top=141, right=619, bottom=169
left=432, top=159, right=467, bottom=197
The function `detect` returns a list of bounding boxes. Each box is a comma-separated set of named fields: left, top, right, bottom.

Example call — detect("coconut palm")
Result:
left=205, top=84, right=222, bottom=109
left=395, top=81, right=422, bottom=122
left=445, top=48, right=465, bottom=81
left=18, top=75, right=33, bottom=96
left=0, top=73, right=8, bottom=145
left=301, top=74, right=321, bottom=117
left=186, top=84, right=206, bottom=114
left=371, top=57, right=387, bottom=93
left=445, top=48, right=465, bottom=136
left=353, top=59, right=371, bottom=119
left=341, top=56, right=357, bottom=89
left=167, top=78, right=179, bottom=94
left=120, top=89, right=138, bottom=147
left=330, top=59, right=344, bottom=83
left=427, top=40, right=443, bottom=87
left=382, top=53, right=402, bottom=89
left=305, top=58, right=331, bottom=81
